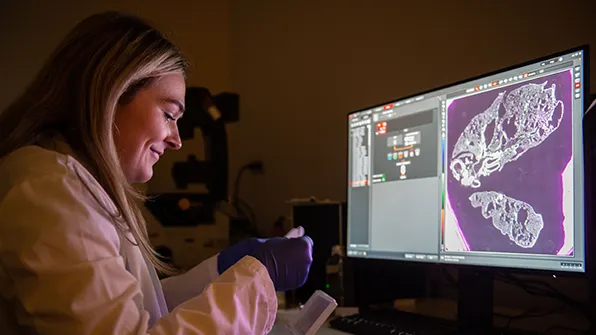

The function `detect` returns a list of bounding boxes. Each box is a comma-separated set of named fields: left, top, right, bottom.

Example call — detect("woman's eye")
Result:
left=164, top=113, right=175, bottom=122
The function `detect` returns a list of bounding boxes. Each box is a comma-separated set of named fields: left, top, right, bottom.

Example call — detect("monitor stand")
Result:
left=334, top=267, right=542, bottom=335
left=457, top=268, right=494, bottom=334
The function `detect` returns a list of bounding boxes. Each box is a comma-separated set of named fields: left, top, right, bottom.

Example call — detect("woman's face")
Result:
left=114, top=74, right=186, bottom=183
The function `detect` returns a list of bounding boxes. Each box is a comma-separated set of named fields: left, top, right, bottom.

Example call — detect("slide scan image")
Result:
left=444, top=70, right=575, bottom=256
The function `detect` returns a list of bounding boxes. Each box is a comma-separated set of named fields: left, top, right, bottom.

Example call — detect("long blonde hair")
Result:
left=0, top=11, right=188, bottom=275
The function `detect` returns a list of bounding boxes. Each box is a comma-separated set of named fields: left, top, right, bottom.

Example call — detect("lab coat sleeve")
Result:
left=161, top=225, right=308, bottom=310
left=0, top=170, right=277, bottom=334
left=160, top=254, right=220, bottom=311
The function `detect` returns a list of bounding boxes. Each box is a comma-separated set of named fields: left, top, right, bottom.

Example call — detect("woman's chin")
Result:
left=128, top=169, right=153, bottom=184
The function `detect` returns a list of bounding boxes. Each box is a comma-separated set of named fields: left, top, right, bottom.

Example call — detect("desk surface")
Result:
left=270, top=299, right=591, bottom=335
left=270, top=307, right=354, bottom=335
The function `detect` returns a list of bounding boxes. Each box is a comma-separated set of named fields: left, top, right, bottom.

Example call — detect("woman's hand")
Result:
left=217, top=238, right=266, bottom=275
left=249, top=236, right=314, bottom=291
left=217, top=226, right=306, bottom=275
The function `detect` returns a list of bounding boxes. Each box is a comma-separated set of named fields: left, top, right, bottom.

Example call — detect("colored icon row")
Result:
left=388, top=148, right=420, bottom=160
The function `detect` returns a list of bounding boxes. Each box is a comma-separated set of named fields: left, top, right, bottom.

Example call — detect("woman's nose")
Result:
left=166, top=128, right=182, bottom=150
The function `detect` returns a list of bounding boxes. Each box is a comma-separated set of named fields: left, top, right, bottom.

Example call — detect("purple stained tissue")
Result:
left=445, top=70, right=574, bottom=255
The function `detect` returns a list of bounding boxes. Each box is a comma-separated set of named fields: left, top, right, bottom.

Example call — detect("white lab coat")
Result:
left=0, top=140, right=278, bottom=334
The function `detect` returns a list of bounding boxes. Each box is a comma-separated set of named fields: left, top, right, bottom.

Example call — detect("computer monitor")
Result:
left=346, top=45, right=591, bottom=332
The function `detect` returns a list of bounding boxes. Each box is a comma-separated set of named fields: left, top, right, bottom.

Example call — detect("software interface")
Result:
left=347, top=49, right=587, bottom=272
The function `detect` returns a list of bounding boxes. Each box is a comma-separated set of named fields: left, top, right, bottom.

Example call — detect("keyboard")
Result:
left=328, top=309, right=458, bottom=335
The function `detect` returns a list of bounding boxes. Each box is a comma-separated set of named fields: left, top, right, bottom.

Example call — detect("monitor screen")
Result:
left=346, top=46, right=589, bottom=273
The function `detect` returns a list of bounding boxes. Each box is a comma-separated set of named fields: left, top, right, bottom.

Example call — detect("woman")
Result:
left=0, top=11, right=313, bottom=334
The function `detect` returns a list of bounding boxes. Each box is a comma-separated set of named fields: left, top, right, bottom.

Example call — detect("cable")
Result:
left=437, top=270, right=593, bottom=333
left=494, top=305, right=563, bottom=321
left=493, top=272, right=593, bottom=334
left=541, top=325, right=590, bottom=334
left=232, top=161, right=263, bottom=207
left=436, top=269, right=564, bottom=333
left=230, top=160, right=263, bottom=228
left=235, top=198, right=257, bottom=225
left=232, top=166, right=249, bottom=207
left=494, top=305, right=564, bottom=334
left=493, top=272, right=591, bottom=320
left=439, top=268, right=458, bottom=288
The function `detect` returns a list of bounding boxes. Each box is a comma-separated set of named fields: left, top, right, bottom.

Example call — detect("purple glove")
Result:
left=249, top=236, right=313, bottom=291
left=218, top=238, right=267, bottom=275
left=217, top=227, right=306, bottom=275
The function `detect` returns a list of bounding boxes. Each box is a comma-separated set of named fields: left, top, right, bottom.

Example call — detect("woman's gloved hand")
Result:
left=217, top=226, right=306, bottom=275
left=249, top=236, right=314, bottom=291
left=217, top=238, right=266, bottom=275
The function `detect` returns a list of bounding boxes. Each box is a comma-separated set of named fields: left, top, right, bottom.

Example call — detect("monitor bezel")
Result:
left=345, top=44, right=592, bottom=278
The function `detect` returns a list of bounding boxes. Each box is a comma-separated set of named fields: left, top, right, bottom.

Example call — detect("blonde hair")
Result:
left=0, top=11, right=188, bottom=275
